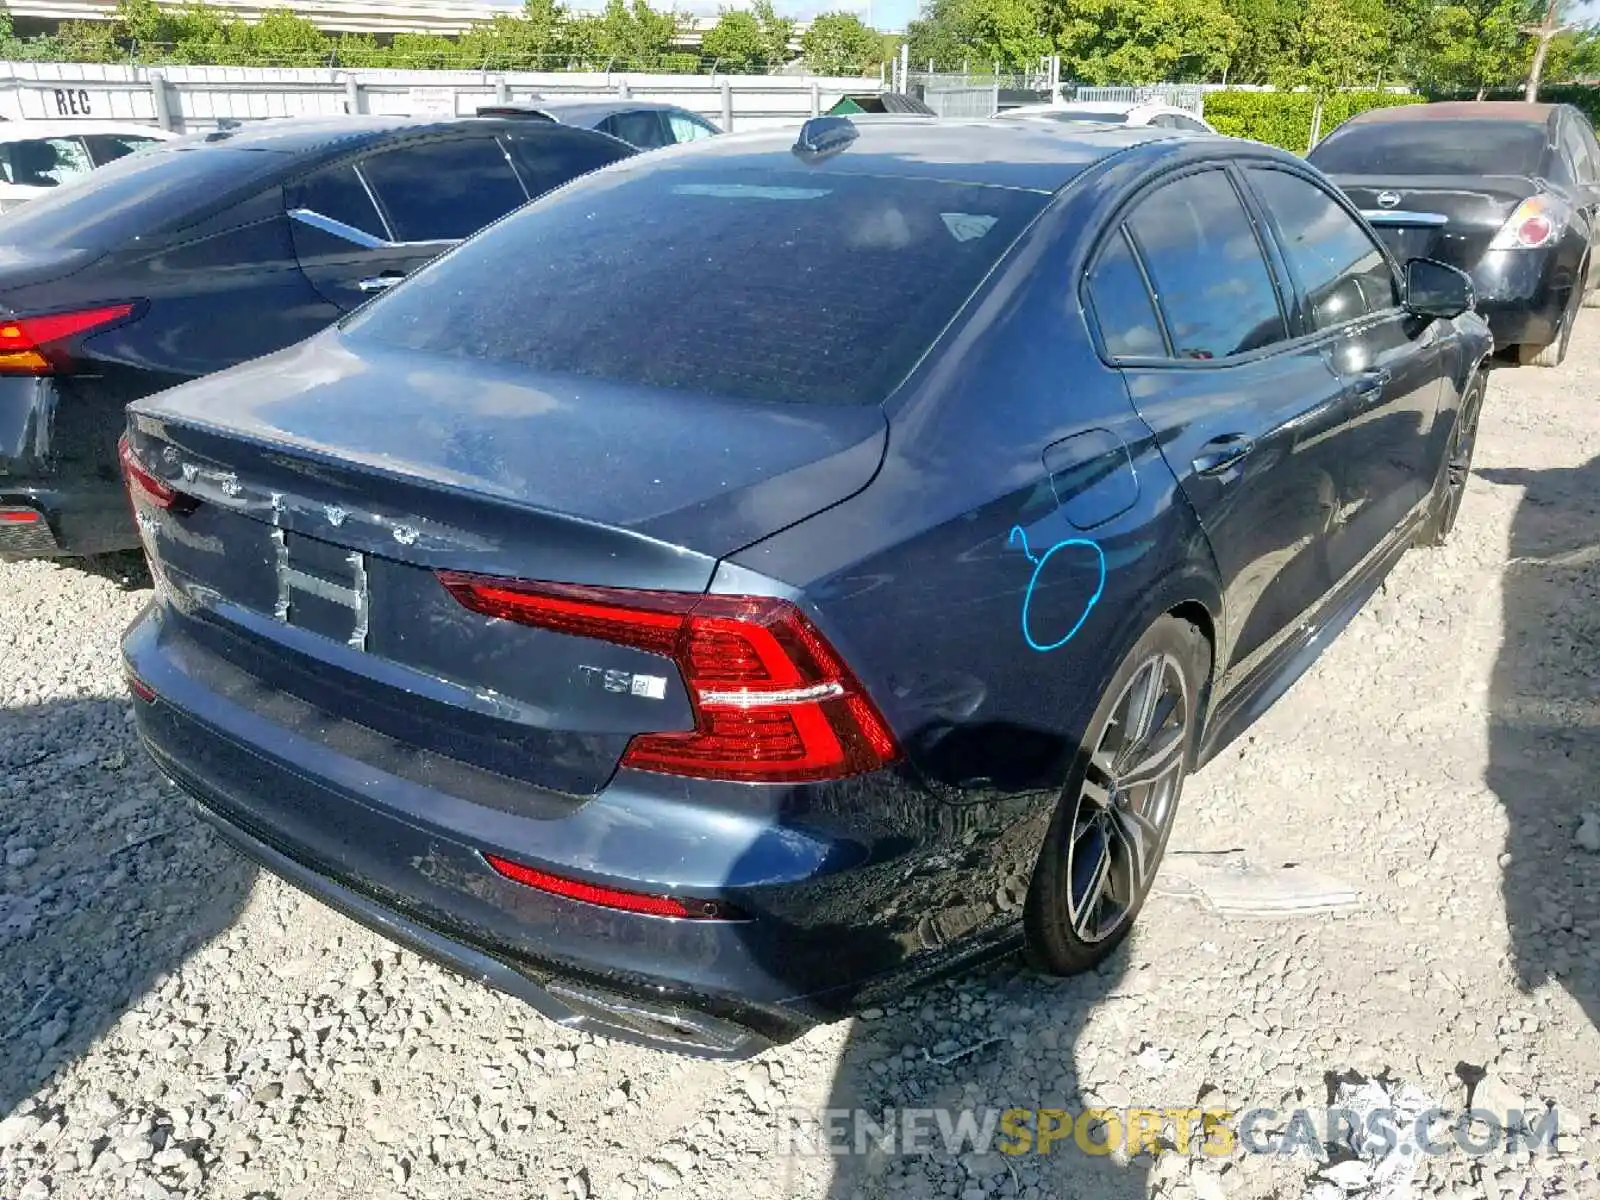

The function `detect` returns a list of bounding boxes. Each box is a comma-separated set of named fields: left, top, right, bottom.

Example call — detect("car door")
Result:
left=1086, top=165, right=1349, bottom=682
left=1243, top=165, right=1445, bottom=585
left=286, top=135, right=529, bottom=314
left=1558, top=111, right=1600, bottom=292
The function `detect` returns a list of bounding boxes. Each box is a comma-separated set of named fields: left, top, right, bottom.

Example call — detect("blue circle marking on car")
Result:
left=1007, top=525, right=1107, bottom=652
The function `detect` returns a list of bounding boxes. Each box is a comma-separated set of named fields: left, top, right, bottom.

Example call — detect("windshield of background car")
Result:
left=345, top=166, right=1049, bottom=406
left=1309, top=120, right=1549, bottom=175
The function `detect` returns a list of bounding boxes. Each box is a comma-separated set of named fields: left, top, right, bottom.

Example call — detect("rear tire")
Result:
left=1023, top=615, right=1209, bottom=975
left=1417, top=370, right=1486, bottom=548
left=1527, top=284, right=1581, bottom=367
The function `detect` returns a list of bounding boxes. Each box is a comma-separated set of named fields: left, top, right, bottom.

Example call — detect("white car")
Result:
left=994, top=100, right=1216, bottom=134
left=0, top=120, right=178, bottom=211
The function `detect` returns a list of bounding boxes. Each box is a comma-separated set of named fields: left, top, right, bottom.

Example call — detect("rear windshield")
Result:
left=1309, top=120, right=1549, bottom=176
left=345, top=165, right=1047, bottom=406
left=0, top=145, right=278, bottom=250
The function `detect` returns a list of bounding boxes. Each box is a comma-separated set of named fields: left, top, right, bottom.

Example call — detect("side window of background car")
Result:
left=1125, top=168, right=1288, bottom=360
left=1086, top=228, right=1166, bottom=357
left=1559, top=118, right=1596, bottom=185
left=502, top=133, right=633, bottom=198
left=285, top=162, right=389, bottom=242
left=359, top=138, right=528, bottom=243
left=601, top=111, right=671, bottom=149
left=0, top=137, right=92, bottom=187
left=666, top=111, right=718, bottom=143
left=1247, top=168, right=1398, bottom=331
left=1147, top=114, right=1175, bottom=128
left=82, top=133, right=158, bottom=167
left=1173, top=115, right=1210, bottom=132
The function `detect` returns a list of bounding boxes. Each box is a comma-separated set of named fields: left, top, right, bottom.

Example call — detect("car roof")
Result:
left=0, top=119, right=178, bottom=141
left=165, top=114, right=587, bottom=156
left=511, top=99, right=690, bottom=126
left=1345, top=101, right=1557, bottom=128
left=661, top=117, right=1182, bottom=192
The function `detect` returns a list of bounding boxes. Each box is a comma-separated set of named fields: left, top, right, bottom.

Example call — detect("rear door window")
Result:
left=0, top=137, right=92, bottom=187
left=346, top=167, right=1049, bottom=405
left=285, top=161, right=389, bottom=241
left=81, top=132, right=160, bottom=167
left=501, top=131, right=633, bottom=198
left=1246, top=168, right=1398, bottom=330
left=1559, top=117, right=1596, bottom=184
left=600, top=111, right=671, bottom=149
left=1086, top=229, right=1166, bottom=357
left=359, top=137, right=528, bottom=242
left=1126, top=168, right=1287, bottom=359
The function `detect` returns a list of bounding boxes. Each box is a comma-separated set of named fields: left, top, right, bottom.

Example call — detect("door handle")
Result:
left=1348, top=368, right=1392, bottom=404
left=1192, top=433, right=1255, bottom=477
left=357, top=273, right=405, bottom=293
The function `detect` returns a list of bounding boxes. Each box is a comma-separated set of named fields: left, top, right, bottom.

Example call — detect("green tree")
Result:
left=1218, top=0, right=1300, bottom=83
left=1049, top=0, right=1240, bottom=85
left=752, top=0, right=797, bottom=67
left=908, top=0, right=1047, bottom=72
left=1269, top=0, right=1388, bottom=95
left=1419, top=0, right=1530, bottom=94
left=584, top=0, right=680, bottom=69
left=703, top=8, right=767, bottom=70
left=236, top=8, right=331, bottom=65
left=801, top=11, right=881, bottom=74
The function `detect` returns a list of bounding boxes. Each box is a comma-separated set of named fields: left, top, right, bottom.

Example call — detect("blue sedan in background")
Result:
left=119, top=116, right=1491, bottom=1057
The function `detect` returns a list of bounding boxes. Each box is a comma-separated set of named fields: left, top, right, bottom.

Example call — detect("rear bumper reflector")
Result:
left=126, top=669, right=157, bottom=702
left=482, top=853, right=742, bottom=921
left=0, top=506, right=57, bottom=553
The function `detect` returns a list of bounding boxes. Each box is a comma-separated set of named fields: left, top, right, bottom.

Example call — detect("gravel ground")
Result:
left=2, top=318, right=1599, bottom=1200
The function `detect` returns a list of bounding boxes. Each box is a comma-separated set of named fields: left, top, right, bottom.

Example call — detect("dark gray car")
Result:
left=474, top=99, right=721, bottom=150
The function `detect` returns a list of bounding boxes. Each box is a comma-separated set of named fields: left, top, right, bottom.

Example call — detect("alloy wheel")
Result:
left=1064, top=652, right=1189, bottom=943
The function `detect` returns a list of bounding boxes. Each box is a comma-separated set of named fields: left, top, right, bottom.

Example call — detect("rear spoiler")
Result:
left=1360, top=210, right=1449, bottom=228
left=475, top=103, right=555, bottom=121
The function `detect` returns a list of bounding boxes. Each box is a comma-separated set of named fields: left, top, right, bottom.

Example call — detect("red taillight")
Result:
left=482, top=853, right=736, bottom=919
left=436, top=574, right=901, bottom=784
left=0, top=507, right=41, bottom=524
left=0, top=303, right=135, bottom=375
left=118, top=434, right=193, bottom=514
left=126, top=670, right=157, bottom=702
left=1516, top=215, right=1552, bottom=246
left=1490, top=195, right=1570, bottom=251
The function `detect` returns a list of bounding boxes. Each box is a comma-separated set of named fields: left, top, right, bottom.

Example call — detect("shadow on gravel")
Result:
left=0, top=695, right=254, bottom=1119
left=816, top=954, right=1145, bottom=1200
left=1480, top=455, right=1600, bottom=1030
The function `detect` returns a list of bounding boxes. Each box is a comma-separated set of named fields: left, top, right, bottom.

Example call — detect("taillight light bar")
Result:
left=0, top=303, right=136, bottom=375
left=118, top=434, right=196, bottom=515
left=436, top=573, right=901, bottom=784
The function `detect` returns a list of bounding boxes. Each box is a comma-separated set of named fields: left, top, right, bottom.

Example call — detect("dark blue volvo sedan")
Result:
left=120, top=117, right=1491, bottom=1057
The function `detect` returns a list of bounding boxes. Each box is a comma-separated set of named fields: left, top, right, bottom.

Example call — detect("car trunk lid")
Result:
left=1332, top=173, right=1542, bottom=270
left=125, top=333, right=888, bottom=799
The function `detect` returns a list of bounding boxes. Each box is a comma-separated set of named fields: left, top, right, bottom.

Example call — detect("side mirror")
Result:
left=1403, top=258, right=1475, bottom=320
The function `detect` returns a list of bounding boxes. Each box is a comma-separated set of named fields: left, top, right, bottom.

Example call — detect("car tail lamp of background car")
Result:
left=436, top=573, right=902, bottom=784
left=1489, top=195, right=1574, bottom=251
left=118, top=435, right=196, bottom=515
left=0, top=303, right=136, bottom=375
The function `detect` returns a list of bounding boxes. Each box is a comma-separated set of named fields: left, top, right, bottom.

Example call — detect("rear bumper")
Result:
left=123, top=604, right=1032, bottom=1054
left=0, top=479, right=136, bottom=557
left=1470, top=246, right=1574, bottom=351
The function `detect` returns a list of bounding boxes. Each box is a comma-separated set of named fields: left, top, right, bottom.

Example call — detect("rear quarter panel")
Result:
left=722, top=148, right=1224, bottom=950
